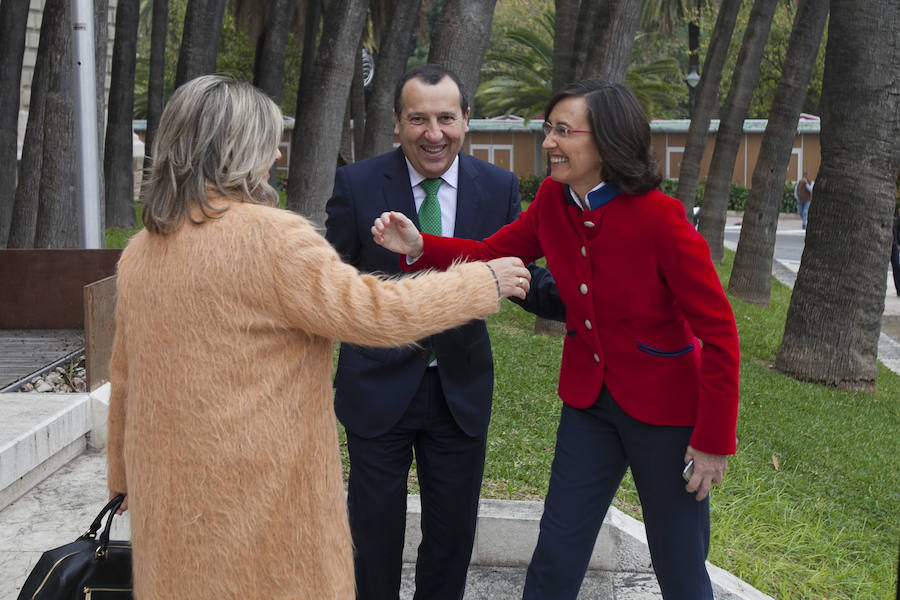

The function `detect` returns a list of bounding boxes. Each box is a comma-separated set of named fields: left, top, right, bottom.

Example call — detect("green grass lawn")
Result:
left=482, top=251, right=899, bottom=599
left=107, top=212, right=898, bottom=598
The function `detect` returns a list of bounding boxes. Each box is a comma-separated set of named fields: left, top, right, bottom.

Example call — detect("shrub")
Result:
left=518, top=174, right=543, bottom=205
left=661, top=179, right=797, bottom=213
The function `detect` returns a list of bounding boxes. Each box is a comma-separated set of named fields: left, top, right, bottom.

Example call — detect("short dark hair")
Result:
left=393, top=64, right=469, bottom=117
left=545, top=79, right=661, bottom=194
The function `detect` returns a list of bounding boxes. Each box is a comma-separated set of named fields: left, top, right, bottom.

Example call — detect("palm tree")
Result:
left=728, top=0, right=828, bottom=306
left=0, top=0, right=29, bottom=246
left=774, top=0, right=900, bottom=391
left=696, top=0, right=777, bottom=263
left=476, top=10, right=682, bottom=120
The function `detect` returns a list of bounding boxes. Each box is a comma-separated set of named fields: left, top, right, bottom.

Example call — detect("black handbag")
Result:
left=17, top=494, right=133, bottom=599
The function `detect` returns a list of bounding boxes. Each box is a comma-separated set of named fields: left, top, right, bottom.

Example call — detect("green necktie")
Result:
left=418, top=178, right=443, bottom=236
left=418, top=178, right=443, bottom=363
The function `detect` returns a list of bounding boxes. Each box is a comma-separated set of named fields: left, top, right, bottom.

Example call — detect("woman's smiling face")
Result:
left=542, top=96, right=603, bottom=201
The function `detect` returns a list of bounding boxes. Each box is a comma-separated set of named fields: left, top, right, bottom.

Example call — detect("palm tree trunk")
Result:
left=253, top=0, right=295, bottom=103
left=774, top=0, right=900, bottom=390
left=427, top=0, right=498, bottom=114
left=360, top=0, right=421, bottom=160
left=143, top=0, right=169, bottom=178
left=729, top=0, right=828, bottom=305
left=105, top=0, right=140, bottom=229
left=286, top=0, right=368, bottom=224
left=553, top=0, right=581, bottom=93
left=697, top=0, right=777, bottom=263
left=33, top=0, right=79, bottom=248
left=174, top=0, right=228, bottom=87
left=674, top=0, right=741, bottom=216
left=0, top=0, right=29, bottom=246
left=583, top=0, right=640, bottom=84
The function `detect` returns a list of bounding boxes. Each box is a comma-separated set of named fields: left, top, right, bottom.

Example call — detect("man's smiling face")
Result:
left=394, top=76, right=469, bottom=179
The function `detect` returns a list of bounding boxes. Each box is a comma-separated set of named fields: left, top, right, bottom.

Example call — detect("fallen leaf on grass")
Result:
left=771, top=454, right=780, bottom=471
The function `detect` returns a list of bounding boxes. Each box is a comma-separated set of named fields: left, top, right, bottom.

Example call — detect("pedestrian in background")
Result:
left=795, top=171, right=813, bottom=229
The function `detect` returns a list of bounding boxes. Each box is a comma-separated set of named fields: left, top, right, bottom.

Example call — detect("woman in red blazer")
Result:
left=373, top=80, right=740, bottom=600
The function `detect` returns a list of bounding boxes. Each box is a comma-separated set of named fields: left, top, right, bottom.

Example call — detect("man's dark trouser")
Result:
left=346, top=368, right=487, bottom=600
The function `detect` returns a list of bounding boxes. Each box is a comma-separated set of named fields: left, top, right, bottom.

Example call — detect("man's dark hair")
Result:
left=393, top=64, right=469, bottom=117
left=545, top=79, right=661, bottom=195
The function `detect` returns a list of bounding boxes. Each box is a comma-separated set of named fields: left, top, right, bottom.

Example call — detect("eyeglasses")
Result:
left=542, top=121, right=592, bottom=138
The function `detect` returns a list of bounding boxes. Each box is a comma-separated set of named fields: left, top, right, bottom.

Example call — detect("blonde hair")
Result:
left=142, top=75, right=284, bottom=234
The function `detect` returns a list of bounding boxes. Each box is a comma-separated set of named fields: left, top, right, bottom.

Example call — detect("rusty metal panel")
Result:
left=0, top=249, right=121, bottom=329
left=84, top=274, right=117, bottom=391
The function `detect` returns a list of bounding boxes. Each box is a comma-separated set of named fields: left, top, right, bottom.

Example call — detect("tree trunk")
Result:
left=253, top=0, right=294, bottom=103
left=729, top=0, right=828, bottom=305
left=427, top=0, right=498, bottom=114
left=774, top=0, right=900, bottom=391
left=143, top=0, right=169, bottom=178
left=105, top=0, right=139, bottom=229
left=571, top=0, right=602, bottom=83
left=174, top=0, right=228, bottom=87
left=675, top=0, right=741, bottom=216
left=9, top=0, right=55, bottom=247
left=582, top=0, right=640, bottom=84
left=0, top=0, right=29, bottom=246
left=33, top=0, right=79, bottom=248
left=349, top=39, right=366, bottom=161
left=360, top=0, right=421, bottom=159
left=295, top=0, right=321, bottom=115
left=286, top=0, right=368, bottom=225
left=698, top=0, right=777, bottom=262
left=553, top=0, right=581, bottom=93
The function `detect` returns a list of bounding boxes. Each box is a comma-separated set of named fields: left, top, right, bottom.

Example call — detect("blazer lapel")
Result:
left=453, top=154, right=482, bottom=240
left=382, top=148, right=418, bottom=225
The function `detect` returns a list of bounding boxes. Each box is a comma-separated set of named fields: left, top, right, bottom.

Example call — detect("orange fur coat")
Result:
left=107, top=201, right=499, bottom=599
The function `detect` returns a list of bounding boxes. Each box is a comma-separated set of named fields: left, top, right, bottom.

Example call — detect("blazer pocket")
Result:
left=636, top=342, right=694, bottom=357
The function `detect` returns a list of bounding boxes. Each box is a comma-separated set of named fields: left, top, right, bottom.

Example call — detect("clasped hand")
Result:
left=371, top=211, right=531, bottom=300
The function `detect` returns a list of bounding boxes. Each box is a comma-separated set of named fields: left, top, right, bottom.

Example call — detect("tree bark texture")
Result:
left=143, top=0, right=169, bottom=177
left=253, top=0, right=295, bottom=103
left=33, top=0, right=79, bottom=248
left=583, top=0, right=640, bottom=84
left=775, top=0, right=900, bottom=391
left=9, top=0, right=55, bottom=248
left=350, top=39, right=366, bottom=161
left=286, top=0, right=368, bottom=225
left=360, top=0, right=421, bottom=159
left=571, top=0, right=602, bottom=83
left=729, top=0, right=828, bottom=305
left=0, top=0, right=30, bottom=246
left=674, top=0, right=742, bottom=216
left=174, top=0, right=227, bottom=87
left=427, top=0, right=498, bottom=115
left=698, top=0, right=777, bottom=262
left=552, top=0, right=582, bottom=93
left=105, top=0, right=139, bottom=229
left=295, top=0, right=321, bottom=115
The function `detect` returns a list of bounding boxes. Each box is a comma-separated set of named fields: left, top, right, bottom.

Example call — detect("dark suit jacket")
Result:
left=324, top=148, right=521, bottom=438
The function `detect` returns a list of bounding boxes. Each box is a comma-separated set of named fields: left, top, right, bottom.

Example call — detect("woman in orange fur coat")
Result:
left=106, top=75, right=531, bottom=599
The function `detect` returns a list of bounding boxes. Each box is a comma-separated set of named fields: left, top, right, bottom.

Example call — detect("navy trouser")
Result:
left=346, top=368, right=487, bottom=600
left=523, top=387, right=712, bottom=600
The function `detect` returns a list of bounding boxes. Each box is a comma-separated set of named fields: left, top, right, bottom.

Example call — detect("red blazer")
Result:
left=407, top=177, right=740, bottom=455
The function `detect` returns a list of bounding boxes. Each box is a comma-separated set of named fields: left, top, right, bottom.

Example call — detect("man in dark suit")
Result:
left=325, top=64, right=524, bottom=599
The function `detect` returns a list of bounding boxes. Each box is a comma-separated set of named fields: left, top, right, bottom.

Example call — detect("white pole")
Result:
left=72, top=0, right=103, bottom=248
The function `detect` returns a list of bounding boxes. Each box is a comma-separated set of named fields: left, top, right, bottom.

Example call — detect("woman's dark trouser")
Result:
left=523, top=387, right=713, bottom=600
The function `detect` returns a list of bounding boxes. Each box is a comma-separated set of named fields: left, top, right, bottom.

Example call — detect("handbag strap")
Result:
left=84, top=494, right=125, bottom=541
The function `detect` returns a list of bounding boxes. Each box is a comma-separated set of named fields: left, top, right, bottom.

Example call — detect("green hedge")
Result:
left=518, top=176, right=798, bottom=213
